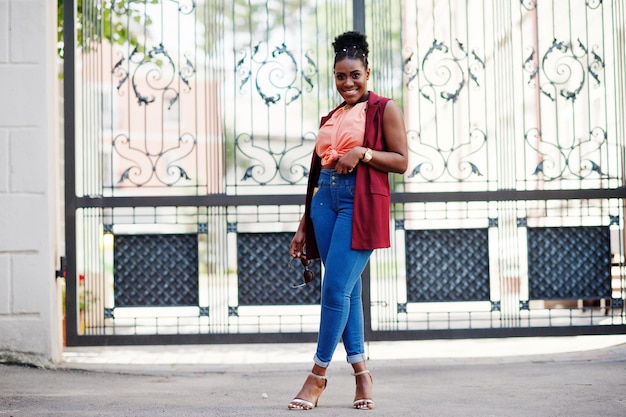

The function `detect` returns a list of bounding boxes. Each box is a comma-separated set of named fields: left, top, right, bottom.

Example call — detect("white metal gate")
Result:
left=63, top=0, right=626, bottom=346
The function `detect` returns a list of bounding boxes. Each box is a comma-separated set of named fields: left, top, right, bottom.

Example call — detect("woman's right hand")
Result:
left=290, top=217, right=307, bottom=258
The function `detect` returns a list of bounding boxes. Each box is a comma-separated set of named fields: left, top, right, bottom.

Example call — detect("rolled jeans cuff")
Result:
left=313, top=354, right=330, bottom=368
left=347, top=353, right=366, bottom=364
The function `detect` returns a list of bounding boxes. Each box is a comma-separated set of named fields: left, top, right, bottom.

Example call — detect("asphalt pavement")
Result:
left=1, top=335, right=626, bottom=417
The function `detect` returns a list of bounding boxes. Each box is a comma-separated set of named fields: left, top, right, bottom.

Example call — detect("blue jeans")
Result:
left=310, top=169, right=372, bottom=368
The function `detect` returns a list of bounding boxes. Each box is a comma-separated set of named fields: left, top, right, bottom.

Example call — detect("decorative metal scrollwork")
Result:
left=112, top=0, right=196, bottom=15
left=111, top=0, right=138, bottom=15
left=235, top=42, right=318, bottom=106
left=407, top=128, right=487, bottom=182
left=169, top=0, right=196, bottom=14
left=523, top=48, right=539, bottom=85
left=404, top=38, right=485, bottom=103
left=520, top=0, right=537, bottom=10
left=586, top=45, right=605, bottom=85
left=542, top=39, right=583, bottom=101
left=524, top=38, right=604, bottom=101
left=179, top=52, right=196, bottom=91
left=526, top=127, right=607, bottom=180
left=110, top=0, right=197, bottom=108
left=107, top=1, right=199, bottom=188
left=402, top=48, right=419, bottom=90
left=521, top=0, right=601, bottom=11
left=112, top=43, right=195, bottom=108
left=238, top=131, right=315, bottom=185
left=113, top=132, right=196, bottom=186
left=585, top=0, right=603, bottom=10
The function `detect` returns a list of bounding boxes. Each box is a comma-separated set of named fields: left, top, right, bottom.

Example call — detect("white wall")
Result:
left=0, top=0, right=61, bottom=364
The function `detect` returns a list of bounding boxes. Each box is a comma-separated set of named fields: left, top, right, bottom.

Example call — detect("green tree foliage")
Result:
left=57, top=0, right=158, bottom=58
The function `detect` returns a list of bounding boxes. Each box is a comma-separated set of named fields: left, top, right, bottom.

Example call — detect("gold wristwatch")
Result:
left=361, top=148, right=373, bottom=163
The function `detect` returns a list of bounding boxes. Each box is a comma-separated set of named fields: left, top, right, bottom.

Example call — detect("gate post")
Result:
left=353, top=0, right=365, bottom=33
left=63, top=0, right=78, bottom=345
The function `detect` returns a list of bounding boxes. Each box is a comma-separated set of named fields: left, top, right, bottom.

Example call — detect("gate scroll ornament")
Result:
left=112, top=0, right=196, bottom=15
left=403, top=39, right=486, bottom=103
left=523, top=35, right=607, bottom=181
left=235, top=41, right=319, bottom=185
left=111, top=41, right=197, bottom=187
left=403, top=38, right=487, bottom=183
left=238, top=131, right=315, bottom=185
left=524, top=38, right=605, bottom=102
left=407, top=128, right=486, bottom=182
left=236, top=42, right=318, bottom=106
left=526, top=127, right=607, bottom=181
left=106, top=0, right=198, bottom=188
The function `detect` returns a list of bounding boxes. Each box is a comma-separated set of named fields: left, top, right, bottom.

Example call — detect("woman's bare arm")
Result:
left=334, top=100, right=408, bottom=174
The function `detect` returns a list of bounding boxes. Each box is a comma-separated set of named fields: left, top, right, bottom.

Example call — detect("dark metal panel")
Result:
left=236, top=232, right=321, bottom=305
left=406, top=229, right=490, bottom=302
left=113, top=234, right=199, bottom=307
left=528, top=226, right=612, bottom=300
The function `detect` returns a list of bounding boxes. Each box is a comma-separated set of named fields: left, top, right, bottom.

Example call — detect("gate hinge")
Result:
left=55, top=256, right=66, bottom=280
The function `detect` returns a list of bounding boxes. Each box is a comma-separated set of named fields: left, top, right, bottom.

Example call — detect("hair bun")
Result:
left=332, top=31, right=369, bottom=56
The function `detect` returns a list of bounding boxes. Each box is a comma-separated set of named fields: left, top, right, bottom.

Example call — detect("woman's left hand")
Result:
left=335, top=147, right=364, bottom=175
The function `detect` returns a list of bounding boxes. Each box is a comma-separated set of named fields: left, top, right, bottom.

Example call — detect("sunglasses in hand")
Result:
left=288, top=256, right=315, bottom=288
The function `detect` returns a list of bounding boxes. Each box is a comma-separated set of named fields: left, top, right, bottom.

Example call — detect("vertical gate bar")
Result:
left=493, top=0, right=521, bottom=325
left=362, top=0, right=400, bottom=334
left=353, top=0, right=365, bottom=33
left=528, top=3, right=541, bottom=192
left=614, top=0, right=626, bottom=314
left=616, top=0, right=626, bottom=191
left=63, top=0, right=78, bottom=345
left=362, top=261, right=373, bottom=340
left=351, top=0, right=369, bottom=339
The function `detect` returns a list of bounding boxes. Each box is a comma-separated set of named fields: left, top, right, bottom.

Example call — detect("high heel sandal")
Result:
left=352, top=370, right=375, bottom=410
left=288, top=372, right=328, bottom=410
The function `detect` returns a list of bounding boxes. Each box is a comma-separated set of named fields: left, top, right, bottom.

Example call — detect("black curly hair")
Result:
left=332, top=31, right=369, bottom=68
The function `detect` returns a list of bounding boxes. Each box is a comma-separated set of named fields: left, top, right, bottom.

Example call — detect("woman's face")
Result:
left=334, top=58, right=370, bottom=105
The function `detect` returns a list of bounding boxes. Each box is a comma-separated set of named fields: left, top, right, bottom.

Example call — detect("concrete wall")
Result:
left=0, top=0, right=62, bottom=364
